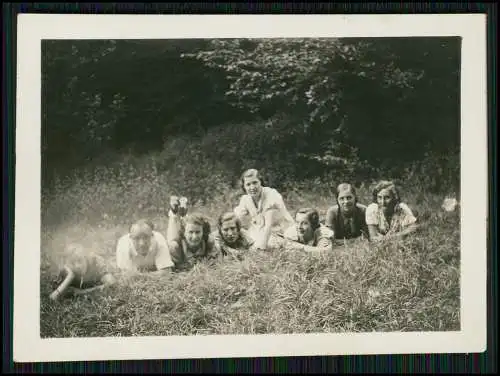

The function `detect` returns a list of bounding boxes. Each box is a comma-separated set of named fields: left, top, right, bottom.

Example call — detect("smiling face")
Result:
left=243, top=175, right=263, bottom=200
left=220, top=218, right=240, bottom=245
left=377, top=188, right=395, bottom=214
left=337, top=190, right=356, bottom=213
left=295, top=212, right=314, bottom=243
left=184, top=223, right=204, bottom=248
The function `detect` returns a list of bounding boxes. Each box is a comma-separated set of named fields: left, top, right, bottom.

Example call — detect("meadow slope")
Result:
left=40, top=160, right=460, bottom=337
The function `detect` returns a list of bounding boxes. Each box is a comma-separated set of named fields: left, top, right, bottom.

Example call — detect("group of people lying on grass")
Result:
left=49, top=168, right=419, bottom=301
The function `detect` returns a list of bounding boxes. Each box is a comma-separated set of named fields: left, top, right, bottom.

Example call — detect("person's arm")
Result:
left=167, top=240, right=184, bottom=268
left=254, top=209, right=275, bottom=250
left=234, top=197, right=251, bottom=224
left=367, top=225, right=383, bottom=241
left=374, top=203, right=419, bottom=242
left=49, top=265, right=75, bottom=301
left=324, top=207, right=335, bottom=230
left=282, top=237, right=331, bottom=254
left=71, top=280, right=111, bottom=296
left=365, top=204, right=385, bottom=242
left=153, top=232, right=175, bottom=275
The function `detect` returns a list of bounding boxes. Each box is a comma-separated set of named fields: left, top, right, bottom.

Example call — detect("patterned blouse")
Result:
left=365, top=202, right=417, bottom=235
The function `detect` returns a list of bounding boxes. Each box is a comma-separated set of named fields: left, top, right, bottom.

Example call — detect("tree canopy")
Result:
left=42, top=37, right=460, bottom=186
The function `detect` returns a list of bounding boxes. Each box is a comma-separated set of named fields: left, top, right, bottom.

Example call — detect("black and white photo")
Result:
left=14, top=14, right=487, bottom=362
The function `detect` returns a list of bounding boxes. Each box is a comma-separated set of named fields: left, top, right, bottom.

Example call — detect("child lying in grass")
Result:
left=211, top=212, right=256, bottom=261
left=167, top=196, right=221, bottom=270
left=49, top=244, right=116, bottom=301
left=281, top=207, right=334, bottom=253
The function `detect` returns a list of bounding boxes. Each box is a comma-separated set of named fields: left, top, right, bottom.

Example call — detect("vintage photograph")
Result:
left=40, top=36, right=462, bottom=338
left=14, top=14, right=487, bottom=361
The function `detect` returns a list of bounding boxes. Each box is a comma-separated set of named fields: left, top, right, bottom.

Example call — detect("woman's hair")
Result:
left=372, top=180, right=401, bottom=205
left=62, top=243, right=93, bottom=275
left=335, top=183, right=358, bottom=205
left=295, top=207, right=321, bottom=231
left=217, top=212, right=242, bottom=232
left=183, top=214, right=211, bottom=242
left=129, top=218, right=155, bottom=233
left=240, top=168, right=265, bottom=193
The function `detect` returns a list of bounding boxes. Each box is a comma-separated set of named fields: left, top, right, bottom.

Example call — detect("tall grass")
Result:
left=40, top=139, right=460, bottom=337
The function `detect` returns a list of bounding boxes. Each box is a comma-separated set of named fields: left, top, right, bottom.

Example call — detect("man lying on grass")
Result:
left=211, top=212, right=256, bottom=261
left=49, top=244, right=116, bottom=301
left=116, top=218, right=175, bottom=275
left=167, top=196, right=221, bottom=271
left=281, top=208, right=334, bottom=253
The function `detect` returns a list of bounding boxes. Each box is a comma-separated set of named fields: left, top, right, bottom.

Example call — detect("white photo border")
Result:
left=14, top=14, right=488, bottom=362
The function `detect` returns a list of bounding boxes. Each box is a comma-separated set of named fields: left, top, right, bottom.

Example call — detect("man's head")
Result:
left=129, top=219, right=155, bottom=256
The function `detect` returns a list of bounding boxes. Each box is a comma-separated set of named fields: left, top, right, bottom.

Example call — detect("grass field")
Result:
left=39, top=157, right=460, bottom=337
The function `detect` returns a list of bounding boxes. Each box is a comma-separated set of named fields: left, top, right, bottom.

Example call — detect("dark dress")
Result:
left=325, top=203, right=368, bottom=240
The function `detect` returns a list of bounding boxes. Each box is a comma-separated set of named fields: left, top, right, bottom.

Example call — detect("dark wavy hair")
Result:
left=182, top=214, right=211, bottom=243
left=295, top=207, right=321, bottom=231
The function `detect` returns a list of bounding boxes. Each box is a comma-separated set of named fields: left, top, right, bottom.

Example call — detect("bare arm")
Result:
left=253, top=209, right=276, bottom=250
left=282, top=237, right=331, bottom=254
left=367, top=224, right=383, bottom=241
left=70, top=273, right=117, bottom=296
left=49, top=266, right=75, bottom=301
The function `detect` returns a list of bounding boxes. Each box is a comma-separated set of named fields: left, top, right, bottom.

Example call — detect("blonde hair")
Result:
left=372, top=180, right=401, bottom=205
left=61, top=243, right=94, bottom=276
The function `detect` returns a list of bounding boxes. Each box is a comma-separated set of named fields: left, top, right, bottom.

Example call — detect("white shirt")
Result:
left=116, top=231, right=174, bottom=272
left=234, top=186, right=294, bottom=232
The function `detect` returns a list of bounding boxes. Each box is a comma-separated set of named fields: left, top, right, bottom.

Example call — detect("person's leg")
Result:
left=166, top=195, right=188, bottom=244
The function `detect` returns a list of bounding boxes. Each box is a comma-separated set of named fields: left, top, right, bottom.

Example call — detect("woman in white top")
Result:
left=234, top=169, right=294, bottom=250
left=365, top=180, right=419, bottom=242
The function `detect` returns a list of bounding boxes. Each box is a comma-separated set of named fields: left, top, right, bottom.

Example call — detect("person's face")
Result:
left=220, top=219, right=240, bottom=245
left=377, top=188, right=395, bottom=213
left=243, top=176, right=262, bottom=199
left=130, top=224, right=153, bottom=256
left=338, top=190, right=355, bottom=212
left=184, top=223, right=204, bottom=248
left=295, top=213, right=314, bottom=242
